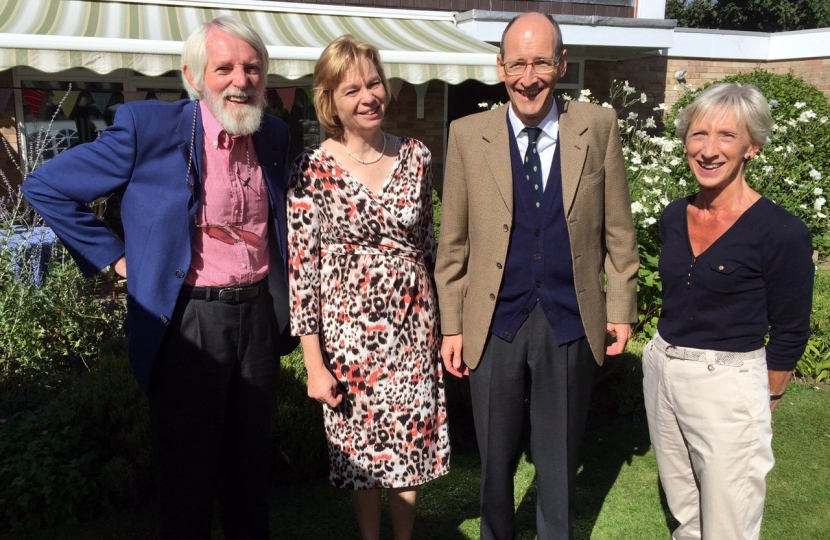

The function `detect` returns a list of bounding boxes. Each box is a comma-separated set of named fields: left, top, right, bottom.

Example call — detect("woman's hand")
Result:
left=299, top=335, right=343, bottom=408
left=306, top=364, right=343, bottom=408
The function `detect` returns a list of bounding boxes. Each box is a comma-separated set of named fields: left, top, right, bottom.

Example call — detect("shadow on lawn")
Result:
left=509, top=418, right=654, bottom=540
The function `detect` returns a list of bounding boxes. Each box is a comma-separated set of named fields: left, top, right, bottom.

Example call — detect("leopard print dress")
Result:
left=287, top=137, right=450, bottom=490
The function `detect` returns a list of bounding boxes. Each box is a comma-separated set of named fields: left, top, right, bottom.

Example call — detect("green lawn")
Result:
left=23, top=383, right=829, bottom=540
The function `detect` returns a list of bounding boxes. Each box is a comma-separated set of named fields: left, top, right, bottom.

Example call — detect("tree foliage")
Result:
left=666, top=0, right=830, bottom=32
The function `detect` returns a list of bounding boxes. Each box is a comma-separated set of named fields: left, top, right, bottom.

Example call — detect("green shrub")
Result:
left=0, top=382, right=99, bottom=532
left=796, top=269, right=830, bottom=383
left=0, top=240, right=126, bottom=378
left=0, top=345, right=152, bottom=534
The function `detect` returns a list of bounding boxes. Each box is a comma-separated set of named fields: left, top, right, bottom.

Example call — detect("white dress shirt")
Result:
left=507, top=101, right=560, bottom=190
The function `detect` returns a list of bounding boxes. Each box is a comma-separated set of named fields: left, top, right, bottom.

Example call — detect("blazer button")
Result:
left=521, top=307, right=529, bottom=314
left=489, top=293, right=495, bottom=301
left=504, top=331, right=512, bottom=339
left=535, top=281, right=541, bottom=288
left=159, top=315, right=169, bottom=324
left=176, top=270, right=185, bottom=278
left=534, top=228, right=540, bottom=237
left=533, top=252, right=541, bottom=261
left=503, top=224, right=509, bottom=232
left=496, top=262, right=503, bottom=269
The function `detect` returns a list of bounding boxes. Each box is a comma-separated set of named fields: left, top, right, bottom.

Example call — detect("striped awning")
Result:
left=0, top=0, right=500, bottom=84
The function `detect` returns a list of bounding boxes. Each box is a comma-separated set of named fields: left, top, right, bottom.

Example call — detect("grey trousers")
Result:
left=470, top=304, right=595, bottom=540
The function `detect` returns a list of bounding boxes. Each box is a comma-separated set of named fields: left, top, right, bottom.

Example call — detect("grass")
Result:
left=21, top=382, right=830, bottom=540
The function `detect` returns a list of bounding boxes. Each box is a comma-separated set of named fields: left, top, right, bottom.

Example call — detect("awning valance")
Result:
left=0, top=0, right=500, bottom=84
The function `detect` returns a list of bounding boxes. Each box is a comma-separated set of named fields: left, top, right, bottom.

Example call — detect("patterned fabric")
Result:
left=523, top=126, right=544, bottom=208
left=287, top=137, right=450, bottom=489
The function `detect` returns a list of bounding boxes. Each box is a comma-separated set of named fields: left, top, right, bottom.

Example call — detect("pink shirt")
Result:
left=185, top=101, right=270, bottom=287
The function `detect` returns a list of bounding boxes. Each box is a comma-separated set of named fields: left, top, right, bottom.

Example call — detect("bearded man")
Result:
left=23, top=16, right=296, bottom=540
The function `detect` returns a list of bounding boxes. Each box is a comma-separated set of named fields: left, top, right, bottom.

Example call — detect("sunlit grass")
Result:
left=27, top=381, right=829, bottom=539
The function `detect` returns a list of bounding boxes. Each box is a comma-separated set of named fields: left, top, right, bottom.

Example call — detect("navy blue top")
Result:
left=657, top=195, right=813, bottom=370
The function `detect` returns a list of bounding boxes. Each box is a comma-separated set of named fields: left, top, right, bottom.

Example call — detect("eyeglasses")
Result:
left=197, top=223, right=261, bottom=245
left=501, top=58, right=559, bottom=77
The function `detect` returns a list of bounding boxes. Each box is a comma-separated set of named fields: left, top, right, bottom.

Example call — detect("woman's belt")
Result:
left=653, top=333, right=763, bottom=367
left=321, top=243, right=424, bottom=264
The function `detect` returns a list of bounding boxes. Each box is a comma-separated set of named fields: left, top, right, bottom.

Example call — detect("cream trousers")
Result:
left=643, top=333, right=774, bottom=540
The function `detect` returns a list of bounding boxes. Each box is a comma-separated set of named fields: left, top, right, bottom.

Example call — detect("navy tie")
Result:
left=523, top=127, right=543, bottom=208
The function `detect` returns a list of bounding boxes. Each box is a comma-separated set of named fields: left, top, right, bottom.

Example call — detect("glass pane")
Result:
left=560, top=61, right=580, bottom=86
left=20, top=80, right=124, bottom=164
left=264, top=86, right=320, bottom=163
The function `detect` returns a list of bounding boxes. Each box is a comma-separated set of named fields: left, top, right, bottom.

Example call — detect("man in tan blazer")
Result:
left=435, top=12, right=639, bottom=540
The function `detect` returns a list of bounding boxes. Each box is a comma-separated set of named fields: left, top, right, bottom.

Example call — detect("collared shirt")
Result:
left=507, top=101, right=560, bottom=190
left=185, top=101, right=270, bottom=287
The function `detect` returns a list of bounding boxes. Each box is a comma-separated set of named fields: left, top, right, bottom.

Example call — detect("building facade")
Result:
left=1, top=0, right=828, bottom=190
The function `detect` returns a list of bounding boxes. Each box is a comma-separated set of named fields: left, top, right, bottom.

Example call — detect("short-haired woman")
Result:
left=287, top=35, right=450, bottom=540
left=643, top=82, right=814, bottom=540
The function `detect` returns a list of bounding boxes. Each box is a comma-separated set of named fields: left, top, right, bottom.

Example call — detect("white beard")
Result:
left=202, top=86, right=265, bottom=136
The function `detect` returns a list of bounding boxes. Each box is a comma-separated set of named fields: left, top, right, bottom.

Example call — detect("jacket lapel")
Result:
left=482, top=108, right=514, bottom=212
left=557, top=98, right=588, bottom=216
left=175, top=100, right=202, bottom=196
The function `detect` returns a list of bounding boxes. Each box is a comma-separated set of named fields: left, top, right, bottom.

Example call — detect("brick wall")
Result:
left=584, top=56, right=830, bottom=120
left=384, top=80, right=446, bottom=187
left=269, top=0, right=635, bottom=17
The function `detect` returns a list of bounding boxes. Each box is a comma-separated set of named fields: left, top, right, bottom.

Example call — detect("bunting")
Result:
left=389, top=79, right=404, bottom=101
left=122, top=91, right=147, bottom=103
left=155, top=92, right=182, bottom=103
left=90, top=92, right=111, bottom=114
left=276, top=88, right=296, bottom=113
left=59, top=90, right=81, bottom=118
left=22, top=89, right=46, bottom=115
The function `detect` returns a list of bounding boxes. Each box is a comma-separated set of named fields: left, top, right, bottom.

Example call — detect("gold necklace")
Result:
left=342, top=133, right=387, bottom=165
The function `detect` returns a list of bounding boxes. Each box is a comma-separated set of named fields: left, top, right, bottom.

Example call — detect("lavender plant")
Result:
left=0, top=87, right=125, bottom=381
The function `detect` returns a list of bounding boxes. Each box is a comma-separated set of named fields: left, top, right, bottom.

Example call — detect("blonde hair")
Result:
left=313, top=35, right=391, bottom=138
left=181, top=16, right=269, bottom=100
left=675, top=82, right=773, bottom=148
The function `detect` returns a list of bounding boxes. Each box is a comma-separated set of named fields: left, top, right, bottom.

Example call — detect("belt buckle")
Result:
left=217, top=286, right=242, bottom=302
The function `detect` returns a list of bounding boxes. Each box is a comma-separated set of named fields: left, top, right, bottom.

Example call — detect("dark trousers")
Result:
left=469, top=304, right=595, bottom=540
left=147, top=289, right=281, bottom=540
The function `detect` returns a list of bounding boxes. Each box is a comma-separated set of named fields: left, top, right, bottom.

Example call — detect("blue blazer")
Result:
left=23, top=99, right=296, bottom=393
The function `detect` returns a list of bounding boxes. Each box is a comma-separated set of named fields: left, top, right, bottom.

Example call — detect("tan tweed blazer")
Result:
left=434, top=99, right=639, bottom=369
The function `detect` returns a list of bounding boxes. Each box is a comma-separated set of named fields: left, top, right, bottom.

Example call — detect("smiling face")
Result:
left=684, top=107, right=760, bottom=191
left=184, top=27, right=266, bottom=135
left=332, top=58, right=386, bottom=139
left=497, top=13, right=567, bottom=127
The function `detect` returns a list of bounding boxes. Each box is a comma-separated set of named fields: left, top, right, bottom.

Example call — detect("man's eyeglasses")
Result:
left=501, top=58, right=559, bottom=77
left=198, top=223, right=261, bottom=245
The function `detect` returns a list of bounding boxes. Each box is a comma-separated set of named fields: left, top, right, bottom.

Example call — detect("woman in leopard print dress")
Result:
left=287, top=36, right=450, bottom=540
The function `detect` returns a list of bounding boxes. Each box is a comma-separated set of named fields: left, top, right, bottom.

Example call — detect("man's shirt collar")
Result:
left=507, top=100, right=560, bottom=141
